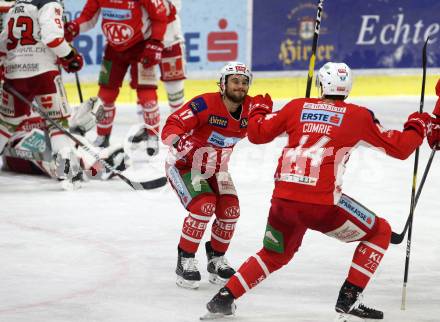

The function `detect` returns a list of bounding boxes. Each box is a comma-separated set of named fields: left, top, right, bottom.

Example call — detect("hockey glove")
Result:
left=249, top=93, right=273, bottom=118
left=70, top=97, right=105, bottom=135
left=169, top=133, right=204, bottom=167
left=167, top=2, right=177, bottom=22
left=403, top=112, right=432, bottom=138
left=434, top=79, right=440, bottom=117
left=140, top=39, right=164, bottom=68
left=59, top=47, right=84, bottom=73
left=64, top=21, right=80, bottom=42
left=427, top=118, right=440, bottom=150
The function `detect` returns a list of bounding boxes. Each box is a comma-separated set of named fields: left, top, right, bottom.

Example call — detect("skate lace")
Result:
left=182, top=257, right=199, bottom=272
left=212, top=256, right=231, bottom=270
left=351, top=294, right=376, bottom=313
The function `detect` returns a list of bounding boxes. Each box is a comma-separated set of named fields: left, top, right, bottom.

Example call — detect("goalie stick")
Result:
left=3, top=83, right=167, bottom=190
left=305, top=0, right=324, bottom=98
left=400, top=36, right=429, bottom=310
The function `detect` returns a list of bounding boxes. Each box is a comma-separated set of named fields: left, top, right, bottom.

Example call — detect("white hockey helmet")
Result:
left=316, top=62, right=353, bottom=98
left=219, top=61, right=252, bottom=94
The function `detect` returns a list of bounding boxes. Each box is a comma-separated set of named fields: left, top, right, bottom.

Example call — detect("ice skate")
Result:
left=334, top=281, right=383, bottom=321
left=128, top=127, right=148, bottom=145
left=94, top=134, right=110, bottom=148
left=200, top=287, right=236, bottom=320
left=176, top=248, right=201, bottom=289
left=205, top=241, right=235, bottom=285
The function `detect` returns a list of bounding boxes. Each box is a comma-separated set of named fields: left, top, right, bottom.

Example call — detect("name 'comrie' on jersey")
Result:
left=247, top=97, right=423, bottom=206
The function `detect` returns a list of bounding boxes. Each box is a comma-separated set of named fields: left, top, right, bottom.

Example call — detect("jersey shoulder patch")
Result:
left=189, top=96, right=208, bottom=114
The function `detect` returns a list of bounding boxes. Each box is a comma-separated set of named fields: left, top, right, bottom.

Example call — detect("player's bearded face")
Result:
left=224, top=75, right=250, bottom=103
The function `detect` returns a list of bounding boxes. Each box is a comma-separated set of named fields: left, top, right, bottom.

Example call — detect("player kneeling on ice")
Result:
left=203, top=63, right=440, bottom=320
left=1, top=98, right=128, bottom=190
left=161, top=62, right=255, bottom=289
left=0, top=0, right=84, bottom=188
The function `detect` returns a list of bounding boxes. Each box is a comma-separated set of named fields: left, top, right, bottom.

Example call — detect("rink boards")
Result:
left=64, top=74, right=440, bottom=105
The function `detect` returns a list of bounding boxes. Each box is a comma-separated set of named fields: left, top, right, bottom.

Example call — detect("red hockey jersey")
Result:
left=74, top=0, right=168, bottom=51
left=162, top=92, right=251, bottom=172
left=248, top=98, right=423, bottom=205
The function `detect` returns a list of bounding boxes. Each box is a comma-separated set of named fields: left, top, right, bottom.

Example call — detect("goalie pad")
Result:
left=34, top=75, right=71, bottom=120
left=3, top=128, right=55, bottom=176
left=69, top=97, right=105, bottom=135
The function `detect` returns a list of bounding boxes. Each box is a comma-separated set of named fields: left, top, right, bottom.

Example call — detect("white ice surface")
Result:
left=0, top=97, right=439, bottom=322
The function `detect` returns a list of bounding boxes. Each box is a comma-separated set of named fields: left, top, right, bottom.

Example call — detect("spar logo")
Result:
left=103, top=22, right=134, bottom=45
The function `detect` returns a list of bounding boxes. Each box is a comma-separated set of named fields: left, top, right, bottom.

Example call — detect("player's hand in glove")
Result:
left=403, top=112, right=432, bottom=137
left=249, top=93, right=273, bottom=118
left=434, top=79, right=440, bottom=117
left=168, top=133, right=204, bottom=167
left=427, top=117, right=440, bottom=150
left=64, top=21, right=80, bottom=42
left=59, top=47, right=84, bottom=73
left=140, top=39, right=163, bottom=68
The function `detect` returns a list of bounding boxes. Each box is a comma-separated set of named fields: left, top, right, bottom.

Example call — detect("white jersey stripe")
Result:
left=188, top=212, right=210, bottom=222
left=253, top=254, right=270, bottom=278
left=351, top=263, right=373, bottom=278
left=216, top=218, right=239, bottom=223
left=211, top=233, right=231, bottom=244
left=236, top=272, right=250, bottom=292
left=362, top=241, right=386, bottom=254
left=181, top=233, right=202, bottom=243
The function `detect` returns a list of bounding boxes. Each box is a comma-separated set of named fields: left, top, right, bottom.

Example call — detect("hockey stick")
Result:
left=3, top=83, right=167, bottom=190
left=60, top=0, right=84, bottom=103
left=391, top=149, right=436, bottom=244
left=305, top=0, right=324, bottom=98
left=400, top=36, right=429, bottom=310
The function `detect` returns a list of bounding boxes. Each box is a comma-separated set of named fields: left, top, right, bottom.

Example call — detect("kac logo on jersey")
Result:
left=103, top=22, right=134, bottom=45
left=300, top=108, right=344, bottom=126
left=102, top=8, right=132, bottom=21
left=208, top=115, right=228, bottom=128
left=240, top=118, right=248, bottom=128
left=189, top=97, right=208, bottom=114
left=207, top=131, right=241, bottom=147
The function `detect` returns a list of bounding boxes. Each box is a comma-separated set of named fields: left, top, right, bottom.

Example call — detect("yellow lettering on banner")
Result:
left=279, top=39, right=335, bottom=65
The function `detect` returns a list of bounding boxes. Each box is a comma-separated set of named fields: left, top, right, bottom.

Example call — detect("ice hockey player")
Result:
left=0, top=0, right=84, bottom=186
left=203, top=63, right=440, bottom=320
left=161, top=62, right=253, bottom=289
left=1, top=97, right=128, bottom=190
left=130, top=0, right=186, bottom=148
left=161, top=0, right=185, bottom=112
left=64, top=0, right=169, bottom=156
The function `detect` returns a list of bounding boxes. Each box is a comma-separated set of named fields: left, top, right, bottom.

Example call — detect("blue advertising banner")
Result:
left=252, top=0, right=440, bottom=71
left=180, top=0, right=249, bottom=72
left=64, top=0, right=103, bottom=76
left=64, top=0, right=250, bottom=77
